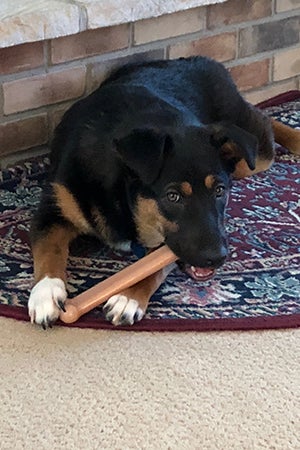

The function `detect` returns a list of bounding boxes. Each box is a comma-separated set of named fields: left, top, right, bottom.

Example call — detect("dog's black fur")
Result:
left=29, top=56, right=280, bottom=327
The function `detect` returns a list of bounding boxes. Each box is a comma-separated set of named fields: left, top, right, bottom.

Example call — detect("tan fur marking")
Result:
left=272, top=118, right=300, bottom=155
left=233, top=158, right=273, bottom=179
left=52, top=183, right=91, bottom=233
left=120, top=268, right=171, bottom=313
left=91, top=207, right=113, bottom=245
left=32, top=225, right=77, bottom=283
left=204, top=175, right=216, bottom=189
left=134, top=196, right=178, bottom=248
left=181, top=182, right=193, bottom=196
left=221, top=142, right=239, bottom=160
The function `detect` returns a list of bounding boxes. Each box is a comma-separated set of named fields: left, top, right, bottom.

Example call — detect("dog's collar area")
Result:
left=131, top=242, right=147, bottom=259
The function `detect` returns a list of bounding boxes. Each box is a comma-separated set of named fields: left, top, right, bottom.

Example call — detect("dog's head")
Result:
left=114, top=124, right=258, bottom=280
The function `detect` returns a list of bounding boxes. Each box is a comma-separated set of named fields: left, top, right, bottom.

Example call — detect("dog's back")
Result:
left=51, top=56, right=274, bottom=176
left=102, top=57, right=244, bottom=123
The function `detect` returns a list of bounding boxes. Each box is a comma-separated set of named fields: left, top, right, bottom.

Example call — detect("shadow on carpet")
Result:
left=0, top=91, right=299, bottom=331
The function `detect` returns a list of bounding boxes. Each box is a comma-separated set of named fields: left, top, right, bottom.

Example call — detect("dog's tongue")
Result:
left=185, top=265, right=215, bottom=281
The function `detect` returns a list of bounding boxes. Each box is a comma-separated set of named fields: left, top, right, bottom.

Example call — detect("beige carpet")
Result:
left=0, top=317, right=299, bottom=450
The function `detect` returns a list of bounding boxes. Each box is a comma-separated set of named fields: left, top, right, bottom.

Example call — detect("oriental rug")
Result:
left=0, top=91, right=299, bottom=331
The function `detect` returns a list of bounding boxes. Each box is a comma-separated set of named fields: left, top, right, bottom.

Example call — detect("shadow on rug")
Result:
left=0, top=92, right=299, bottom=331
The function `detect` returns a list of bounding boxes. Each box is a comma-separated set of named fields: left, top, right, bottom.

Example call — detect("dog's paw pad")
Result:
left=104, top=294, right=144, bottom=326
left=28, top=277, right=67, bottom=327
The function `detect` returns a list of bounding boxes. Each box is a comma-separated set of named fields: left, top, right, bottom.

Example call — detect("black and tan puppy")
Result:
left=28, top=56, right=300, bottom=327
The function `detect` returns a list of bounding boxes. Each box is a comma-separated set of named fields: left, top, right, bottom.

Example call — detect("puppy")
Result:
left=28, top=56, right=300, bottom=327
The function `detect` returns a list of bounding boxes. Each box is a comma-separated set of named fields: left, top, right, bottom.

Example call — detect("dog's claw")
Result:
left=104, top=295, right=145, bottom=326
left=41, top=318, right=54, bottom=329
left=57, top=300, right=66, bottom=312
left=105, top=312, right=113, bottom=322
left=134, top=311, right=143, bottom=322
left=102, top=303, right=109, bottom=313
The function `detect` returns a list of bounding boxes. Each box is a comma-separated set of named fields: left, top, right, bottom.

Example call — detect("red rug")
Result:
left=0, top=91, right=299, bottom=331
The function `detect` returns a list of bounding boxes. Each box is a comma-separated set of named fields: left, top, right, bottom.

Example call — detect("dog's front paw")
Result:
left=28, top=276, right=67, bottom=328
left=103, top=295, right=145, bottom=326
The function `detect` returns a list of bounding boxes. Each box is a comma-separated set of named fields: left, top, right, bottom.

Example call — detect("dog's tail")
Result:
left=272, top=118, right=300, bottom=155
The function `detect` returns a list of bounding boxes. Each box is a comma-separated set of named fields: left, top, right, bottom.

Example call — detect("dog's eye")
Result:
left=167, top=191, right=182, bottom=203
left=215, top=184, right=226, bottom=198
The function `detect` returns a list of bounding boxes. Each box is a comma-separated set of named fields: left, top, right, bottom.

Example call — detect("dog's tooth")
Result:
left=191, top=266, right=196, bottom=272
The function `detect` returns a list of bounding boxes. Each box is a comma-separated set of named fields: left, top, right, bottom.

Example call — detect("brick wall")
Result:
left=1, top=0, right=300, bottom=166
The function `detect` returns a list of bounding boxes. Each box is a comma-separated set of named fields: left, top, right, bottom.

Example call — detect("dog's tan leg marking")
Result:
left=233, top=157, right=274, bottom=179
left=28, top=225, right=78, bottom=325
left=91, top=206, right=117, bottom=246
left=234, top=119, right=300, bottom=179
left=32, top=225, right=77, bottom=283
left=104, top=264, right=175, bottom=326
left=121, top=268, right=169, bottom=312
left=271, top=118, right=300, bottom=155
left=52, top=183, right=92, bottom=233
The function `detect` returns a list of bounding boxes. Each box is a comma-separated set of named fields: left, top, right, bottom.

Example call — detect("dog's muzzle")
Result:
left=184, top=265, right=216, bottom=281
left=177, top=250, right=227, bottom=281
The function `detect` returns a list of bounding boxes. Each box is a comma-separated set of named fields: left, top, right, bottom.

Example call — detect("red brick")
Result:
left=0, top=42, right=44, bottom=75
left=0, top=115, right=48, bottom=156
left=49, top=103, right=73, bottom=134
left=134, top=8, right=205, bottom=45
left=276, top=0, right=300, bottom=13
left=208, top=0, right=272, bottom=28
left=228, top=59, right=270, bottom=92
left=51, top=25, right=129, bottom=64
left=169, top=32, right=236, bottom=62
left=239, top=17, right=300, bottom=58
left=3, top=67, right=86, bottom=115
left=244, top=78, right=298, bottom=104
left=273, top=47, right=300, bottom=81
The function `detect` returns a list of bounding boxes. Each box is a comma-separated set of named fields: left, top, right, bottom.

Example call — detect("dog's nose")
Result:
left=203, top=246, right=227, bottom=268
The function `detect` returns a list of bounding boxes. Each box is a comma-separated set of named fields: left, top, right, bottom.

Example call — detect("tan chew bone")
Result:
left=59, top=245, right=178, bottom=323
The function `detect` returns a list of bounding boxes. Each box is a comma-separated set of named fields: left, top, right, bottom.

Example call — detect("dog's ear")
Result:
left=209, top=123, right=258, bottom=172
left=114, top=128, right=171, bottom=184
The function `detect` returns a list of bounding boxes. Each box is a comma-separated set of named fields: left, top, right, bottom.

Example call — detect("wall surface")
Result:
left=0, top=0, right=227, bottom=48
left=0, top=0, right=300, bottom=166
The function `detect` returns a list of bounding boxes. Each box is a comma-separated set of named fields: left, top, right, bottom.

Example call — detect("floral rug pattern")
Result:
left=0, top=94, right=299, bottom=330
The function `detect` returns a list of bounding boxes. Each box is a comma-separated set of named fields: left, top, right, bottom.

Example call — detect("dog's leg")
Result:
left=233, top=119, right=300, bottom=179
left=103, top=263, right=176, bottom=326
left=233, top=155, right=274, bottom=179
left=271, top=118, right=300, bottom=155
left=28, top=224, right=77, bottom=327
left=233, top=106, right=300, bottom=179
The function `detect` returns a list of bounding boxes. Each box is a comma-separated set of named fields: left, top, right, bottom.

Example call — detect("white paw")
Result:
left=28, top=276, right=67, bottom=328
left=103, top=294, right=144, bottom=326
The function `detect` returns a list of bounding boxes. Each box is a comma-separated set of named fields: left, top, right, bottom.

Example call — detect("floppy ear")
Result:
left=209, top=123, right=258, bottom=173
left=114, top=128, right=170, bottom=184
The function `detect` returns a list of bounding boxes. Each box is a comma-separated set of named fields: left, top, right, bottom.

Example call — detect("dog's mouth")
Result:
left=179, top=263, right=216, bottom=281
